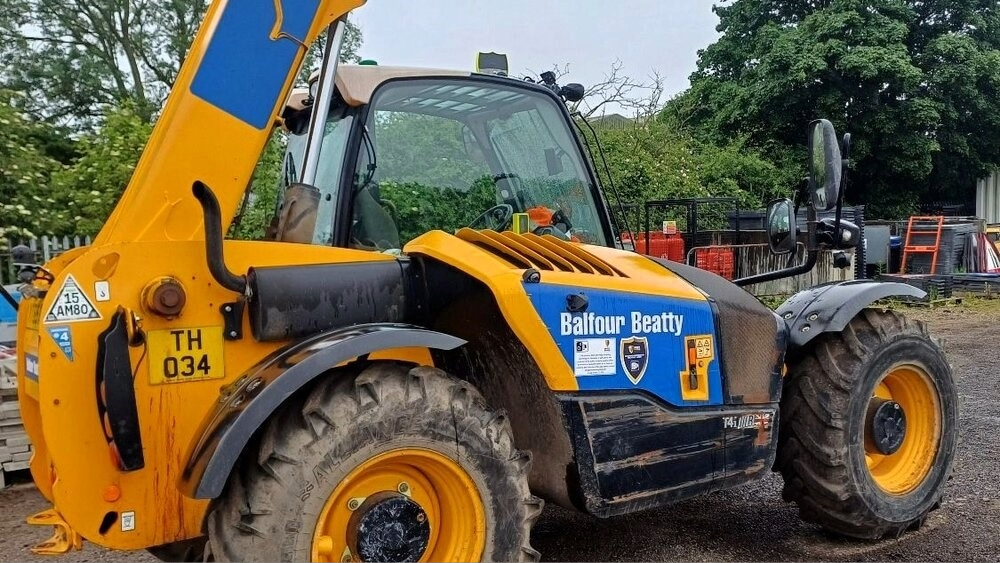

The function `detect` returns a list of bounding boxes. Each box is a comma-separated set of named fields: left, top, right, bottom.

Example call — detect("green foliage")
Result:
left=49, top=106, right=153, bottom=236
left=0, top=92, right=63, bottom=242
left=380, top=178, right=497, bottom=244
left=589, top=118, right=797, bottom=231
left=675, top=0, right=1000, bottom=219
left=0, top=0, right=208, bottom=124
left=374, top=112, right=489, bottom=191
left=231, top=133, right=287, bottom=241
left=1, top=1, right=362, bottom=125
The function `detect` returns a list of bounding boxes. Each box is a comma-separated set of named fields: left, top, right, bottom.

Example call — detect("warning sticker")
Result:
left=44, top=275, right=102, bottom=324
left=573, top=338, right=617, bottom=376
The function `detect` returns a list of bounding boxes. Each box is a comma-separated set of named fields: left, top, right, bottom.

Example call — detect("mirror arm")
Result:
left=735, top=201, right=819, bottom=288
left=734, top=247, right=818, bottom=287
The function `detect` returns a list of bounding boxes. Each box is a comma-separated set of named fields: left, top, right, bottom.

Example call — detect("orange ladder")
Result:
left=901, top=216, right=945, bottom=274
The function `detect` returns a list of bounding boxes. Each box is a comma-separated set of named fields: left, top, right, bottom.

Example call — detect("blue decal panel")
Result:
left=47, top=326, right=74, bottom=361
left=191, top=0, right=319, bottom=129
left=525, top=283, right=723, bottom=406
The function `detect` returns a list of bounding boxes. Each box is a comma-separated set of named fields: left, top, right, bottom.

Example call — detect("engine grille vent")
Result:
left=455, top=228, right=627, bottom=277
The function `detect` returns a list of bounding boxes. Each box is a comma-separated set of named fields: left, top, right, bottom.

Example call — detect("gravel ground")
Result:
left=0, top=302, right=996, bottom=562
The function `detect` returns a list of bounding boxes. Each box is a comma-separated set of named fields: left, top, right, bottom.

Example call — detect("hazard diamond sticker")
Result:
left=45, top=275, right=102, bottom=324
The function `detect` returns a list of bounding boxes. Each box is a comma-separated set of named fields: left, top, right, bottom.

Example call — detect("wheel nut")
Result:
left=347, top=498, right=361, bottom=511
left=398, top=482, right=410, bottom=496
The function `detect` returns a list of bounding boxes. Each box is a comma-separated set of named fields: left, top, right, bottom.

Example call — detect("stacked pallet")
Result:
left=0, top=349, right=32, bottom=488
left=904, top=222, right=978, bottom=275
left=879, top=274, right=954, bottom=298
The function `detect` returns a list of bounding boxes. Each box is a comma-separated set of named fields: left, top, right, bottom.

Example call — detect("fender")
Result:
left=179, top=323, right=465, bottom=499
left=776, top=280, right=926, bottom=348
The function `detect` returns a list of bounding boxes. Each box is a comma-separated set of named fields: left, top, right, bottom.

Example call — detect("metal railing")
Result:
left=1, top=236, right=92, bottom=285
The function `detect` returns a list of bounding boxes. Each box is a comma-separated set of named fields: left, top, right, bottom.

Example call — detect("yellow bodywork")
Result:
left=19, top=242, right=393, bottom=548
left=14, top=0, right=714, bottom=553
left=16, top=0, right=368, bottom=548
left=18, top=233, right=708, bottom=550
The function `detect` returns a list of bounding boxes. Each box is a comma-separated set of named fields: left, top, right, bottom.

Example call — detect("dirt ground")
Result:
left=0, top=300, right=996, bottom=562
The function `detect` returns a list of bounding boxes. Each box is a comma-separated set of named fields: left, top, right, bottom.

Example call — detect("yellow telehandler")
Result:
left=8, top=1, right=957, bottom=561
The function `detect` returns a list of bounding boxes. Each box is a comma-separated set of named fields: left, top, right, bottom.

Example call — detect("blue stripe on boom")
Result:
left=191, top=0, right=320, bottom=129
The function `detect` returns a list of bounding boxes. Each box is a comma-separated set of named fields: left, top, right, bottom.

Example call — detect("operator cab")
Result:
left=270, top=65, right=614, bottom=252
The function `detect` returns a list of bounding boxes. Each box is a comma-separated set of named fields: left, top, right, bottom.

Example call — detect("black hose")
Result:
left=192, top=181, right=247, bottom=294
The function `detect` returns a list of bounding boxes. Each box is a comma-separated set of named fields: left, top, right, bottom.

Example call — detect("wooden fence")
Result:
left=738, top=243, right=854, bottom=296
left=1, top=236, right=92, bottom=285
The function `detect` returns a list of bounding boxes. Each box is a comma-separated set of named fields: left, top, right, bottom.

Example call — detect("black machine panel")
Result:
left=560, top=392, right=779, bottom=517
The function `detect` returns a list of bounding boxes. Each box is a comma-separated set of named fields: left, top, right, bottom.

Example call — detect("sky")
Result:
left=350, top=1, right=722, bottom=116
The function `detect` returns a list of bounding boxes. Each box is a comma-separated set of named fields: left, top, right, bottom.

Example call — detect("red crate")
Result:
left=625, top=231, right=685, bottom=262
left=694, top=246, right=735, bottom=279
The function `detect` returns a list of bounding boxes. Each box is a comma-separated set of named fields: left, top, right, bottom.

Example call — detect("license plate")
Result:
left=147, top=327, right=225, bottom=385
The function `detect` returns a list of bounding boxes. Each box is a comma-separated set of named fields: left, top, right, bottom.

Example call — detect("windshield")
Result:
left=350, top=78, right=608, bottom=250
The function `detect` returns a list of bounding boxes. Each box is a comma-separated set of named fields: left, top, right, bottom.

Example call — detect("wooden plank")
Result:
left=4, top=435, right=29, bottom=448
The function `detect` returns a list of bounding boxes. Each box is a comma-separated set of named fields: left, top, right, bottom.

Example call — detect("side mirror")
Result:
left=766, top=198, right=796, bottom=255
left=808, top=119, right=843, bottom=211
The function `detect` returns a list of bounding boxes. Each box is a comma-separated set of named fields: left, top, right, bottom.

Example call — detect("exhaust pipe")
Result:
left=192, top=181, right=247, bottom=295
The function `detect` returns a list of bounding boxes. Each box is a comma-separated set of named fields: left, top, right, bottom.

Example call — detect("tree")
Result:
left=230, top=131, right=285, bottom=241
left=49, top=105, right=153, bottom=236
left=0, top=91, right=64, bottom=242
left=299, top=19, right=365, bottom=83
left=581, top=117, right=796, bottom=232
left=673, top=0, right=1000, bottom=218
left=0, top=1, right=363, bottom=126
left=530, top=60, right=665, bottom=119
left=0, top=0, right=208, bottom=124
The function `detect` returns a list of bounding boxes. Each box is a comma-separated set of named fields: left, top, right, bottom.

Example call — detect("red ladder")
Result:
left=901, top=216, right=945, bottom=274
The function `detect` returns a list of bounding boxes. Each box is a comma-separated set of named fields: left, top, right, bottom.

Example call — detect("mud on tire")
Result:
left=776, top=309, right=958, bottom=539
left=206, top=362, right=542, bottom=562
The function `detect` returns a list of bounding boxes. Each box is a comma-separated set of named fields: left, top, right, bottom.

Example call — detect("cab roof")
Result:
left=336, top=64, right=471, bottom=106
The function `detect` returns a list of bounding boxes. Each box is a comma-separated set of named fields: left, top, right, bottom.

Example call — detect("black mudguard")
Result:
left=179, top=323, right=465, bottom=499
left=776, top=280, right=926, bottom=348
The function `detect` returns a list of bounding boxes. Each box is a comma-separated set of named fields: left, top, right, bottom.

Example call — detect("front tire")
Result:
left=207, top=362, right=542, bottom=562
left=776, top=309, right=958, bottom=539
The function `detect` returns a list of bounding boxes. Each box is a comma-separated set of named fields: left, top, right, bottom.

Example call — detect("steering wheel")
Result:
left=468, top=204, right=514, bottom=231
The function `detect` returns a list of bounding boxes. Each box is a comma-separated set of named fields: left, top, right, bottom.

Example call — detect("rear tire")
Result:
left=206, top=362, right=542, bottom=562
left=776, top=309, right=958, bottom=539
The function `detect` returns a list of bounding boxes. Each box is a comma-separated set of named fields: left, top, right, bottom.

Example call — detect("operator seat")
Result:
left=351, top=182, right=400, bottom=251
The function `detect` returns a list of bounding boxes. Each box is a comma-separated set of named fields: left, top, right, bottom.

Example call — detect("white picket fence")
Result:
left=1, top=236, right=92, bottom=285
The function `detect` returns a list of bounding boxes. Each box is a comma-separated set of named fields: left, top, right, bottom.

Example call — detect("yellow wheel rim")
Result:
left=311, top=448, right=486, bottom=563
left=864, top=363, right=941, bottom=495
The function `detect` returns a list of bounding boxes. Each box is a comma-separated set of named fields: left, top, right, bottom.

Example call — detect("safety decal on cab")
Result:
left=47, top=326, right=74, bottom=361
left=44, top=274, right=102, bottom=324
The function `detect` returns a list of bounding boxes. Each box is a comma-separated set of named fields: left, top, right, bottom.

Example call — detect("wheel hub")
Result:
left=347, top=491, right=430, bottom=563
left=867, top=398, right=907, bottom=455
